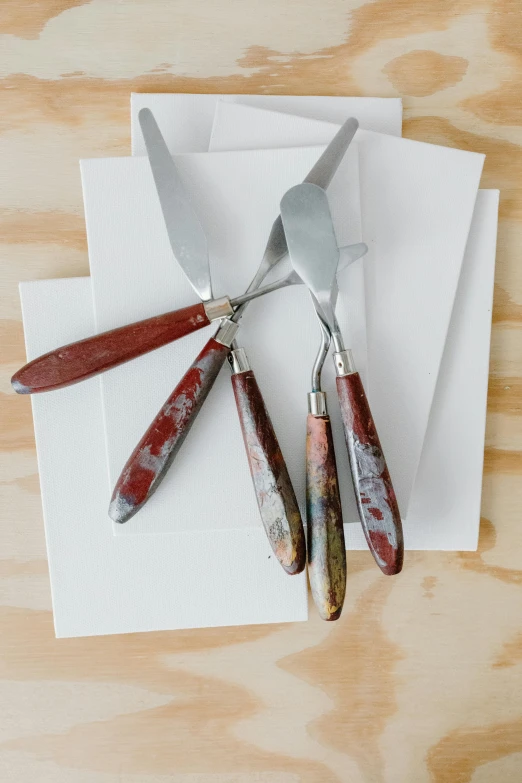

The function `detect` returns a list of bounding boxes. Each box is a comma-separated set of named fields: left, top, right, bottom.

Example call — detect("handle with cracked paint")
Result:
left=109, top=337, right=228, bottom=524
left=336, top=372, right=404, bottom=575
left=231, top=369, right=306, bottom=575
left=12, top=302, right=210, bottom=394
left=306, top=413, right=346, bottom=620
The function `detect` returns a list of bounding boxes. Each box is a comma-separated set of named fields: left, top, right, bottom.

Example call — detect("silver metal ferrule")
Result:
left=333, top=349, right=356, bottom=377
left=214, top=318, right=239, bottom=347
left=308, top=391, right=328, bottom=416
left=204, top=296, right=234, bottom=322
left=228, top=347, right=251, bottom=375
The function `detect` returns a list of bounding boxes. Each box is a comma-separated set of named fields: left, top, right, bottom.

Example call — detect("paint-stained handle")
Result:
left=231, top=368, right=306, bottom=575
left=336, top=372, right=404, bottom=575
left=12, top=302, right=210, bottom=394
left=109, top=337, right=228, bottom=524
left=306, top=414, right=346, bottom=620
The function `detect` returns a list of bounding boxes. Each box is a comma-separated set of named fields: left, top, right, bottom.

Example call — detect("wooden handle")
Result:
left=231, top=368, right=305, bottom=575
left=109, top=337, right=228, bottom=524
left=12, top=302, right=210, bottom=394
left=336, top=372, right=404, bottom=575
left=306, top=413, right=346, bottom=620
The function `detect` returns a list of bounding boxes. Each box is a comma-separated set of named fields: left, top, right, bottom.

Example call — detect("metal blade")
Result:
left=235, top=116, right=360, bottom=309
left=139, top=108, right=213, bottom=302
left=338, top=242, right=367, bottom=275
left=280, top=183, right=340, bottom=333
left=332, top=242, right=367, bottom=310
left=305, top=117, right=359, bottom=189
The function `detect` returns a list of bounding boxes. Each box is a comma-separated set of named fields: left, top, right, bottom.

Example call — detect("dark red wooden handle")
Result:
left=12, top=302, right=210, bottom=394
left=109, top=337, right=228, bottom=524
left=231, top=369, right=305, bottom=575
left=306, top=413, right=346, bottom=619
left=336, top=372, right=404, bottom=575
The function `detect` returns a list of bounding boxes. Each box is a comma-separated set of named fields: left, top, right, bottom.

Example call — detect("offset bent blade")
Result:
left=139, top=108, right=213, bottom=302
left=280, top=183, right=340, bottom=330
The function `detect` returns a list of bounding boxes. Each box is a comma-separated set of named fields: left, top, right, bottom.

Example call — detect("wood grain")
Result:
left=1, top=1, right=521, bottom=780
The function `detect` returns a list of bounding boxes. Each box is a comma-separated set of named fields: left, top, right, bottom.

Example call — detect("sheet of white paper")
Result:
left=358, top=130, right=484, bottom=514
left=130, top=93, right=402, bottom=156
left=207, top=101, right=485, bottom=516
left=405, top=190, right=498, bottom=549
left=81, top=147, right=362, bottom=536
left=20, top=278, right=308, bottom=638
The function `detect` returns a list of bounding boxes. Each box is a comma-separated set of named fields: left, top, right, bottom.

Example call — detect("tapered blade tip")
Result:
left=339, top=116, right=359, bottom=142
left=138, top=107, right=153, bottom=123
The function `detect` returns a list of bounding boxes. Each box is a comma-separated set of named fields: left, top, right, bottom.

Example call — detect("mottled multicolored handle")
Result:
left=109, top=337, right=228, bottom=524
left=231, top=370, right=306, bottom=575
left=336, top=372, right=404, bottom=575
left=306, top=414, right=346, bottom=620
left=12, top=302, right=210, bottom=394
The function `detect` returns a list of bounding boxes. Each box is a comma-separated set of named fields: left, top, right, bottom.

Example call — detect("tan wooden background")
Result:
left=2, top=1, right=522, bottom=781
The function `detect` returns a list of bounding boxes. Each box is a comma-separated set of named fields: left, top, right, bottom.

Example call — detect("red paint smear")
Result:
left=116, top=364, right=204, bottom=505
left=336, top=371, right=404, bottom=574
left=112, top=338, right=226, bottom=513
left=233, top=370, right=306, bottom=575
left=368, top=530, right=403, bottom=576
left=336, top=372, right=375, bottom=445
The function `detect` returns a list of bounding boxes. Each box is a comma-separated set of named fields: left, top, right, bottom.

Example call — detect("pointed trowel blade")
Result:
left=139, top=108, right=213, bottom=302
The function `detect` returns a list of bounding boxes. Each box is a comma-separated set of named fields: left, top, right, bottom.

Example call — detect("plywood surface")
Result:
left=1, top=2, right=522, bottom=781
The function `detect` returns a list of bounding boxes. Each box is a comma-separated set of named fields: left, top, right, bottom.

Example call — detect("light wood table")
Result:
left=1, top=2, right=521, bottom=781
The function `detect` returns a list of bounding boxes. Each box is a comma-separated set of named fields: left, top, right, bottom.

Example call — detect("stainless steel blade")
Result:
left=305, top=117, right=359, bottom=190
left=338, top=242, right=368, bottom=276
left=232, top=116, right=360, bottom=322
left=280, top=183, right=340, bottom=334
left=139, top=108, right=213, bottom=302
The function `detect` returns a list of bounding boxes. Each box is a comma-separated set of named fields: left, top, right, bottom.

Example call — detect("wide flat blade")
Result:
left=139, top=108, right=212, bottom=302
left=280, top=183, right=340, bottom=332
